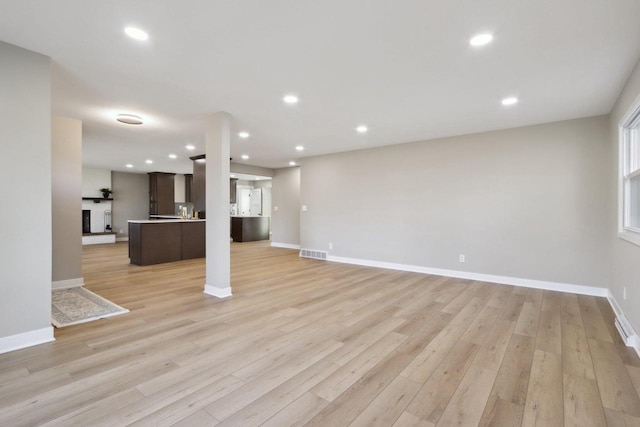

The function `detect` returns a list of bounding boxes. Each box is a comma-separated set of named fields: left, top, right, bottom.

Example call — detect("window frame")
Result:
left=618, top=94, right=640, bottom=246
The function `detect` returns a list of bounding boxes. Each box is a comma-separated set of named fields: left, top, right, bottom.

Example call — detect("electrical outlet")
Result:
left=329, top=243, right=333, bottom=250
left=624, top=287, right=627, bottom=300
left=119, top=229, right=123, bottom=234
left=459, top=254, right=465, bottom=263
left=302, top=205, right=308, bottom=211
left=274, top=206, right=278, bottom=211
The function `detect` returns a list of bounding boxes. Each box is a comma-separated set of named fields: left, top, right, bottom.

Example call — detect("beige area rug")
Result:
left=51, top=287, right=129, bottom=328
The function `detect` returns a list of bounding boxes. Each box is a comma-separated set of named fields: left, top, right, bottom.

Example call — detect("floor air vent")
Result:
left=615, top=316, right=633, bottom=345
left=300, top=249, right=328, bottom=260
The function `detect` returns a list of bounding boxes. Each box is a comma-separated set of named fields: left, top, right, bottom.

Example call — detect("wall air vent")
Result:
left=299, top=249, right=328, bottom=260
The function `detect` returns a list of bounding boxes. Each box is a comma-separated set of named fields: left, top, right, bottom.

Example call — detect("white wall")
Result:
left=609, top=58, right=640, bottom=336
left=0, top=41, right=53, bottom=351
left=300, top=116, right=611, bottom=289
left=52, top=116, right=83, bottom=284
left=82, top=167, right=111, bottom=197
left=272, top=167, right=300, bottom=246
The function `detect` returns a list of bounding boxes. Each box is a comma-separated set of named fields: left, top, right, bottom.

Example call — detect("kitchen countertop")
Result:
left=128, top=219, right=206, bottom=224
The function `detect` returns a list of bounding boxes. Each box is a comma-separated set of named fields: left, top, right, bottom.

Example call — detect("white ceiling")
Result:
left=1, top=1, right=639, bottom=174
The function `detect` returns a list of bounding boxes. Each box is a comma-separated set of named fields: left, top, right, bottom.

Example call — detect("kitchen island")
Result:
left=128, top=219, right=205, bottom=266
left=231, top=216, right=270, bottom=242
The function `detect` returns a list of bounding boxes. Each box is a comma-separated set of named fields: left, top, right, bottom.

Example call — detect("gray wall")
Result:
left=609, top=58, right=640, bottom=333
left=0, top=42, right=52, bottom=341
left=52, top=116, right=82, bottom=283
left=300, top=116, right=611, bottom=289
left=112, top=171, right=148, bottom=238
left=272, top=167, right=300, bottom=246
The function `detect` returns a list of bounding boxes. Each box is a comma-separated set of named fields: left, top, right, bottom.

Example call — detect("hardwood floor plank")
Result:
left=578, top=295, right=614, bottom=343
left=349, top=376, right=421, bottom=427
left=588, top=338, right=640, bottom=417
left=604, top=408, right=640, bottom=427
left=436, top=365, right=498, bottom=427
left=305, top=350, right=412, bottom=427
left=522, top=350, right=564, bottom=427
left=311, top=332, right=407, bottom=402
left=563, top=373, right=606, bottom=427
left=260, top=392, right=329, bottom=427
left=562, top=322, right=596, bottom=380
left=392, top=411, right=436, bottom=427
left=404, top=340, right=479, bottom=424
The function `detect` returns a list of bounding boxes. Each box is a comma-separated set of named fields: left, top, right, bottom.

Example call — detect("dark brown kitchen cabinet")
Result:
left=148, top=172, right=176, bottom=216
left=230, top=178, right=238, bottom=204
left=185, top=174, right=193, bottom=203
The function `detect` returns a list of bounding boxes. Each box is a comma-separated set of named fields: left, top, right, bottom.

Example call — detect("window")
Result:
left=619, top=99, right=640, bottom=245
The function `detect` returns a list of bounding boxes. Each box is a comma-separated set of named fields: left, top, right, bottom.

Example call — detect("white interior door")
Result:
left=250, top=188, right=262, bottom=216
left=238, top=188, right=251, bottom=216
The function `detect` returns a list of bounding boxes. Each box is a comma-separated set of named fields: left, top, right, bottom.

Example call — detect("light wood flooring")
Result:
left=1, top=242, right=639, bottom=426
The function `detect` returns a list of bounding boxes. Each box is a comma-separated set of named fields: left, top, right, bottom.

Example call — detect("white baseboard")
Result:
left=607, top=293, right=640, bottom=358
left=52, top=277, right=84, bottom=289
left=82, top=234, right=116, bottom=245
left=271, top=242, right=301, bottom=250
left=326, top=255, right=609, bottom=297
left=204, top=284, right=232, bottom=298
left=116, top=237, right=129, bottom=242
left=0, top=327, right=55, bottom=355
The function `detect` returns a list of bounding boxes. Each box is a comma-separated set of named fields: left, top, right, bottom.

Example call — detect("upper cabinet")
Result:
left=185, top=174, right=193, bottom=203
left=148, top=172, right=175, bottom=216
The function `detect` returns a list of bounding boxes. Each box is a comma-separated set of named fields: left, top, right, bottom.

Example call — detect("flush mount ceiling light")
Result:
left=168, top=154, right=177, bottom=159
left=356, top=125, right=368, bottom=133
left=501, top=97, right=519, bottom=106
left=185, top=144, right=195, bottom=150
left=283, top=94, right=299, bottom=104
left=295, top=145, right=304, bottom=151
left=241, top=154, right=249, bottom=160
left=126, top=164, right=134, bottom=168
left=289, top=161, right=297, bottom=166
left=470, top=33, right=493, bottom=47
left=145, top=159, right=153, bottom=164
left=238, top=131, right=250, bottom=139
left=116, top=114, right=143, bottom=125
left=125, top=27, right=148, bottom=41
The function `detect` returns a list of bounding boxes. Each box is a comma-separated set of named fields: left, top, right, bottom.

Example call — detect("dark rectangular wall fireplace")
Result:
left=82, top=210, right=91, bottom=234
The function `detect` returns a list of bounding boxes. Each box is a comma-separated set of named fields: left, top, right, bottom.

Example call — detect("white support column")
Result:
left=203, top=112, right=232, bottom=298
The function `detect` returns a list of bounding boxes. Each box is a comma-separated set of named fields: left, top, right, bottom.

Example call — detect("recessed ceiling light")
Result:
left=116, top=114, right=143, bottom=125
left=185, top=144, right=195, bottom=150
left=125, top=27, right=148, bottom=41
left=283, top=94, right=299, bottom=104
left=501, top=97, right=519, bottom=106
left=470, top=33, right=493, bottom=47
left=356, top=125, right=368, bottom=133
left=168, top=154, right=177, bottom=159
left=238, top=131, right=250, bottom=139
left=126, top=164, right=134, bottom=168
left=145, top=159, right=153, bottom=164
left=241, top=154, right=249, bottom=160
left=295, top=145, right=304, bottom=151
left=289, top=161, right=296, bottom=166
